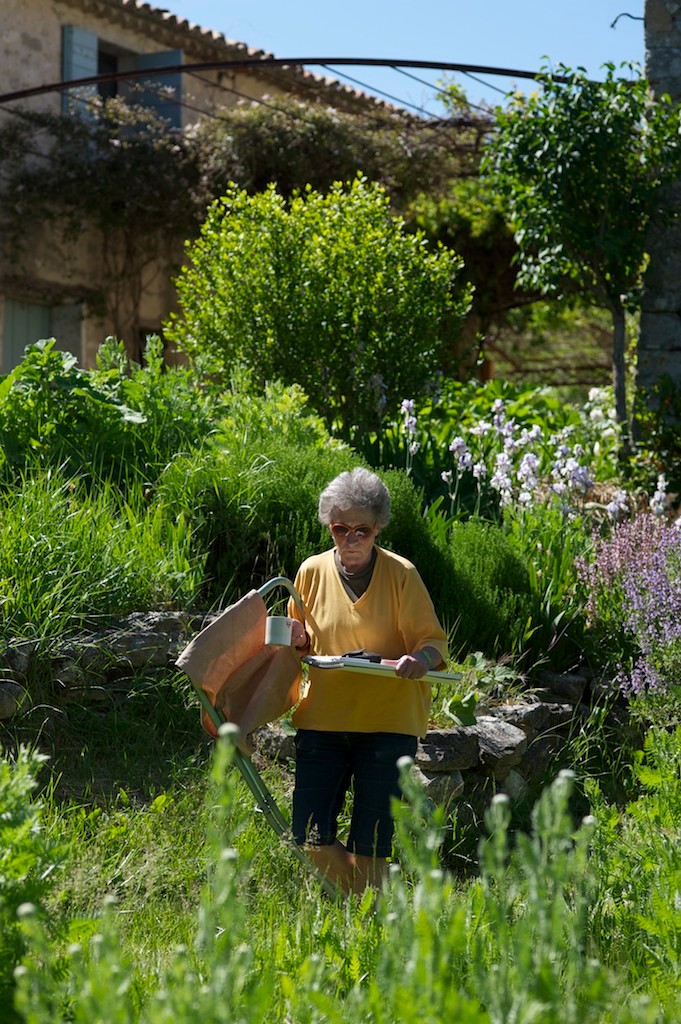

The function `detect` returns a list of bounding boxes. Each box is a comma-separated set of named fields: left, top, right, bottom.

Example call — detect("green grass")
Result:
left=0, top=472, right=204, bottom=646
left=6, top=707, right=681, bottom=1022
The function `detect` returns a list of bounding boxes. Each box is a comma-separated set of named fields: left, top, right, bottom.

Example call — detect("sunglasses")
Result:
left=330, top=522, right=375, bottom=541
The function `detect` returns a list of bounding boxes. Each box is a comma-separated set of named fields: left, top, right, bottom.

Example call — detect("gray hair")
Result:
left=318, top=468, right=391, bottom=528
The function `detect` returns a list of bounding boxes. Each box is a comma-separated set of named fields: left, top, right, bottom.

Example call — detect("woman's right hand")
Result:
left=291, top=621, right=310, bottom=651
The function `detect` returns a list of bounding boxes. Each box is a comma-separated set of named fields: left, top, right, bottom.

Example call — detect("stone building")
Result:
left=639, top=0, right=681, bottom=393
left=0, top=0, right=386, bottom=370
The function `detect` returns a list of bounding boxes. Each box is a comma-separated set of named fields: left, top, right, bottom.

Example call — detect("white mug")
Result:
left=264, top=615, right=295, bottom=646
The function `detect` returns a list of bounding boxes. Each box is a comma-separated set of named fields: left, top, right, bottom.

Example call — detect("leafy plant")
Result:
left=359, top=378, right=589, bottom=509
left=166, top=176, right=472, bottom=438
left=0, top=747, right=59, bottom=1015
left=0, top=337, right=218, bottom=488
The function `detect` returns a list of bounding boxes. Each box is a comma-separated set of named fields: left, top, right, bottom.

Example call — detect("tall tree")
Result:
left=483, top=64, right=680, bottom=448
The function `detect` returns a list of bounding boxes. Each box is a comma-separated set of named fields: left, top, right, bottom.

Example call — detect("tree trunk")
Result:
left=611, top=302, right=630, bottom=452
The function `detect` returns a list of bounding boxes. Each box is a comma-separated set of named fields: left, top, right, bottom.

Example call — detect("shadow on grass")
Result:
left=0, top=670, right=211, bottom=807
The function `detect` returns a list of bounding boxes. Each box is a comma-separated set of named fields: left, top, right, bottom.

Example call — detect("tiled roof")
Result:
left=77, top=0, right=392, bottom=111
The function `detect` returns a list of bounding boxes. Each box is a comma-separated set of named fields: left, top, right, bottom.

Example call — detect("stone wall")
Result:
left=253, top=672, right=615, bottom=847
left=638, top=0, right=681, bottom=393
left=0, top=613, right=628, bottom=842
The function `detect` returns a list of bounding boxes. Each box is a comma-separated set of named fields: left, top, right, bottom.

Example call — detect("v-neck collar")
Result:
left=333, top=546, right=379, bottom=605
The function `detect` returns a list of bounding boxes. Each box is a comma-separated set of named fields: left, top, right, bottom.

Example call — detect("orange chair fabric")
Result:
left=176, top=590, right=302, bottom=754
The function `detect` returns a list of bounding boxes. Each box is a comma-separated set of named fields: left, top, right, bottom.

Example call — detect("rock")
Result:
left=121, top=610, right=193, bottom=639
left=0, top=680, right=28, bottom=719
left=473, top=716, right=527, bottom=780
left=500, top=768, right=529, bottom=802
left=102, top=631, right=170, bottom=670
left=516, top=734, right=568, bottom=783
left=455, top=770, right=495, bottom=831
left=2, top=640, right=37, bottom=681
left=534, top=671, right=587, bottom=704
left=52, top=659, right=91, bottom=689
left=411, top=765, right=464, bottom=807
left=493, top=701, right=576, bottom=742
left=416, top=728, right=480, bottom=772
left=253, top=722, right=296, bottom=763
left=58, top=684, right=111, bottom=704
left=589, top=673, right=623, bottom=704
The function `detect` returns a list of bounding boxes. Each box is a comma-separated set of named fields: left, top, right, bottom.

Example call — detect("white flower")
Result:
left=606, top=489, right=628, bottom=521
left=651, top=472, right=667, bottom=516
left=449, top=436, right=468, bottom=457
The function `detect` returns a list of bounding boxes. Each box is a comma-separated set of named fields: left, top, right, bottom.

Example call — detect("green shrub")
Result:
left=377, top=472, right=535, bottom=658
left=447, top=518, right=535, bottom=658
left=166, top=176, right=472, bottom=438
left=156, top=439, right=358, bottom=606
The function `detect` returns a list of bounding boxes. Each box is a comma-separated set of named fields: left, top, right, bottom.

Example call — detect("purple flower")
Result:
left=490, top=451, right=513, bottom=501
left=492, top=399, right=507, bottom=431
left=518, top=424, right=543, bottom=447
left=400, top=398, right=418, bottom=444
left=578, top=513, right=681, bottom=696
left=517, top=452, right=539, bottom=490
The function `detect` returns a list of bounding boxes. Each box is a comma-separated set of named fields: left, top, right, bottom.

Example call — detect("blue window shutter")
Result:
left=62, top=25, right=98, bottom=116
left=2, top=300, right=51, bottom=371
left=135, top=50, right=183, bottom=129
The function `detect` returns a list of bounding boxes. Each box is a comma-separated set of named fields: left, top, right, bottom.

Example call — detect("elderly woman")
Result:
left=288, top=467, right=448, bottom=895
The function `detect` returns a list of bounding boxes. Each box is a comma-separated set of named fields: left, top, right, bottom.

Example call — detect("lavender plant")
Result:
left=577, top=507, right=681, bottom=697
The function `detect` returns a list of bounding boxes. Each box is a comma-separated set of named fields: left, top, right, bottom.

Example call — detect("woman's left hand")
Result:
left=394, top=654, right=429, bottom=679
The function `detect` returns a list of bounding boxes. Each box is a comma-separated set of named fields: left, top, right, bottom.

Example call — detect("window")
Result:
left=62, top=26, right=183, bottom=128
left=2, top=299, right=82, bottom=372
left=97, top=49, right=119, bottom=101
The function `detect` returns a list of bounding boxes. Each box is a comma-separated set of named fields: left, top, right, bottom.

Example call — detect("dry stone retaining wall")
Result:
left=0, top=613, right=624, bottom=820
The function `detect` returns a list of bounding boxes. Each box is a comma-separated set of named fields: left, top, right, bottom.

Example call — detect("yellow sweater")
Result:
left=289, top=546, right=448, bottom=737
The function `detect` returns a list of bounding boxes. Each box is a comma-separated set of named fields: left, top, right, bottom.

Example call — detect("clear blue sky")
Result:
left=164, top=0, right=645, bottom=111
